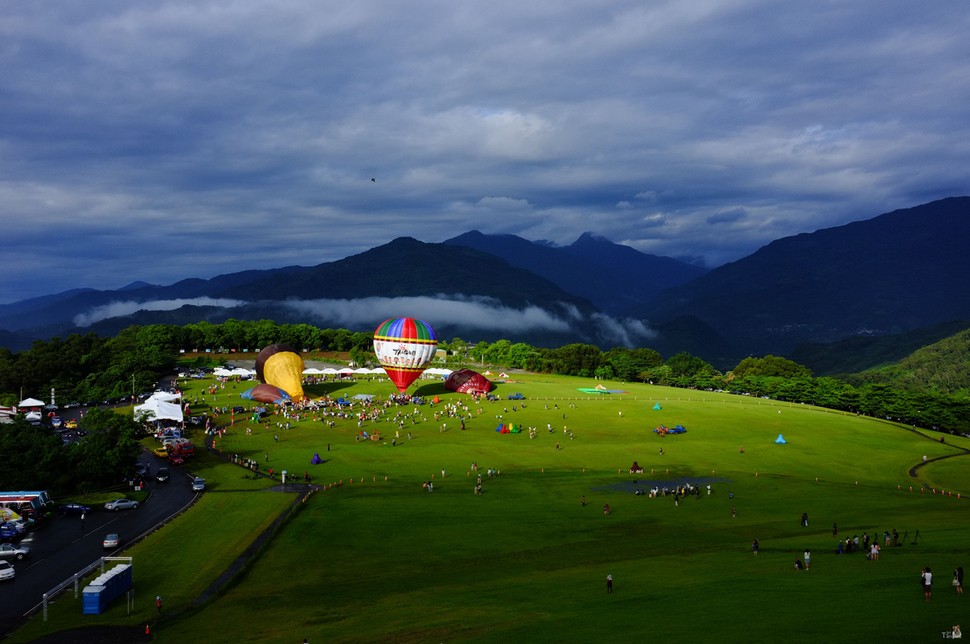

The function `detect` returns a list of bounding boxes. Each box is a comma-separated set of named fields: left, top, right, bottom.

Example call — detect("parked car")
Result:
left=152, top=446, right=169, bottom=458
left=104, top=499, right=139, bottom=511
left=59, top=503, right=91, bottom=515
left=0, top=560, right=14, bottom=581
left=0, top=543, right=30, bottom=561
left=65, top=419, right=78, bottom=429
left=506, top=392, right=525, bottom=400
left=102, top=533, right=120, bottom=549
left=50, top=416, right=63, bottom=429
left=0, top=523, right=24, bottom=542
left=156, top=467, right=170, bottom=483
left=191, top=477, right=206, bottom=492
left=169, top=454, right=185, bottom=466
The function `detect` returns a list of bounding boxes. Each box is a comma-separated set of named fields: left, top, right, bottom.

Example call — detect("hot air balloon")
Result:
left=443, top=368, right=492, bottom=395
left=241, top=383, right=293, bottom=405
left=255, top=344, right=305, bottom=402
left=373, top=317, right=438, bottom=392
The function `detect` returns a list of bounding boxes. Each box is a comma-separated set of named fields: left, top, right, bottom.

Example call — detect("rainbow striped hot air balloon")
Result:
left=373, top=317, right=438, bottom=392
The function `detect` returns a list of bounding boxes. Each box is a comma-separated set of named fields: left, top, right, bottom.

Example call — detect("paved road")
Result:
left=0, top=451, right=197, bottom=638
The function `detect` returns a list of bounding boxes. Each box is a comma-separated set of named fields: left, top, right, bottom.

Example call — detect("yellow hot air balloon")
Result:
left=255, top=344, right=305, bottom=402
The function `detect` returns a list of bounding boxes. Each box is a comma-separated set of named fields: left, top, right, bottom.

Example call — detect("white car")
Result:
left=102, top=533, right=120, bottom=549
left=0, top=560, right=14, bottom=581
left=104, top=498, right=139, bottom=511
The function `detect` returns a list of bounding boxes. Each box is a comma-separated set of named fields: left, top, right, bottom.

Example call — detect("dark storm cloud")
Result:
left=1, top=0, right=968, bottom=303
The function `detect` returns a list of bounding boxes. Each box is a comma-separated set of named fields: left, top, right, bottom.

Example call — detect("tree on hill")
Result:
left=845, top=329, right=970, bottom=397
left=70, top=408, right=142, bottom=491
left=0, top=416, right=68, bottom=490
left=731, top=355, right=812, bottom=378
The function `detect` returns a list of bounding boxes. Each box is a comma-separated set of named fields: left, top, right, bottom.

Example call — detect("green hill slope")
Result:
left=844, top=328, right=970, bottom=397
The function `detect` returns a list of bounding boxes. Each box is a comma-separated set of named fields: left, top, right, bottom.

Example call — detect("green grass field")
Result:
left=13, top=373, right=970, bottom=643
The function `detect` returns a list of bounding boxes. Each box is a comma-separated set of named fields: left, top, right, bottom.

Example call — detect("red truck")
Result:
left=168, top=442, right=196, bottom=464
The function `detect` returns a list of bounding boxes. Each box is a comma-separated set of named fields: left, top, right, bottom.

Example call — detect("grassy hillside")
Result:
left=790, top=320, right=970, bottom=377
left=14, top=373, right=970, bottom=643
left=844, top=328, right=970, bottom=397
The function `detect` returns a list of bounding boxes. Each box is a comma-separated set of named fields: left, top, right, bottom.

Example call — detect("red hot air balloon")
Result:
left=373, top=318, right=438, bottom=392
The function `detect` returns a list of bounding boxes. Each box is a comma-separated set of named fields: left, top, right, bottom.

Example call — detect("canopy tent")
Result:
left=212, top=368, right=234, bottom=377
left=302, top=367, right=325, bottom=375
left=18, top=397, right=45, bottom=408
left=353, top=394, right=376, bottom=402
left=134, top=398, right=184, bottom=423
left=148, top=391, right=181, bottom=403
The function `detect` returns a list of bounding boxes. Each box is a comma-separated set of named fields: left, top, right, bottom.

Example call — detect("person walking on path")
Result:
left=606, top=574, right=613, bottom=594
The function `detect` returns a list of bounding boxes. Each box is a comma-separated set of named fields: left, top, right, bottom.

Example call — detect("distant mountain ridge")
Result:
left=645, top=197, right=970, bottom=358
left=0, top=197, right=968, bottom=373
left=443, top=231, right=706, bottom=315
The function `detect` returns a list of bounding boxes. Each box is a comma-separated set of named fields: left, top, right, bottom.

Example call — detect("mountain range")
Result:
left=1, top=196, right=968, bottom=372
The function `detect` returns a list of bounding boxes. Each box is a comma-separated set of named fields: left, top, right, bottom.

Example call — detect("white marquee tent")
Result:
left=134, top=397, right=184, bottom=423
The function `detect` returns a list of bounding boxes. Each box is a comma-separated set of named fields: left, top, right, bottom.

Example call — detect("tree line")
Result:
left=2, top=320, right=967, bottom=434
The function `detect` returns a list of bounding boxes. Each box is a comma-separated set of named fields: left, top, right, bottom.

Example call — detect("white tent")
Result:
left=231, top=368, right=255, bottom=378
left=322, top=368, right=339, bottom=375
left=18, top=397, right=45, bottom=408
left=303, top=367, right=325, bottom=375
left=212, top=368, right=234, bottom=377
left=149, top=391, right=181, bottom=403
left=134, top=398, right=184, bottom=422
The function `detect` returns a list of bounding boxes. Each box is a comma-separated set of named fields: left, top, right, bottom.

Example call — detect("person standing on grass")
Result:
left=955, top=567, right=964, bottom=595
left=752, top=539, right=760, bottom=555
left=606, top=574, right=613, bottom=594
left=922, top=567, right=933, bottom=601
left=804, top=549, right=811, bottom=570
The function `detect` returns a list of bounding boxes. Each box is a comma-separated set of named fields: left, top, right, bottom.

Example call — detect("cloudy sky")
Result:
left=2, top=0, right=968, bottom=304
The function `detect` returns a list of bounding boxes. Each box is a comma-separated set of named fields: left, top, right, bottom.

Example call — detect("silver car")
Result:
left=0, top=543, right=30, bottom=561
left=104, top=498, right=139, bottom=511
